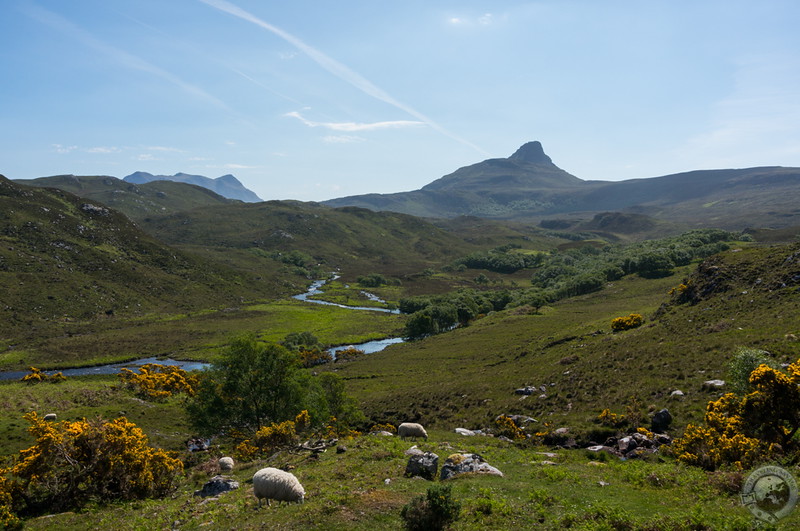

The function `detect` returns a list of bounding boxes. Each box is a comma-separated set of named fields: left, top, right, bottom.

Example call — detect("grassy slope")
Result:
left=333, top=243, right=800, bottom=437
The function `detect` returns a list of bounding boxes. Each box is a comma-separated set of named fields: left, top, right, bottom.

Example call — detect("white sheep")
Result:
left=218, top=456, right=234, bottom=472
left=398, top=422, right=428, bottom=441
left=252, top=467, right=305, bottom=507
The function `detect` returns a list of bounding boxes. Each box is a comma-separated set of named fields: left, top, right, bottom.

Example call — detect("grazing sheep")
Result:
left=218, top=456, right=234, bottom=472
left=398, top=422, right=428, bottom=441
left=252, top=467, right=305, bottom=507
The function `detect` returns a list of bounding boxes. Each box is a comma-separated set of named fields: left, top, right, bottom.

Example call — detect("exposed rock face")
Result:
left=440, top=454, right=503, bottom=480
left=193, top=475, right=240, bottom=497
left=508, top=141, right=552, bottom=164
left=405, top=452, right=439, bottom=480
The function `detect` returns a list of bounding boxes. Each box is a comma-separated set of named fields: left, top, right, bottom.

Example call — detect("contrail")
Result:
left=199, top=0, right=488, bottom=154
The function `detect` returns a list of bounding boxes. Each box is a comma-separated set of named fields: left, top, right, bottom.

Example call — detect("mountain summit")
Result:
left=421, top=141, right=582, bottom=193
left=508, top=141, right=552, bottom=164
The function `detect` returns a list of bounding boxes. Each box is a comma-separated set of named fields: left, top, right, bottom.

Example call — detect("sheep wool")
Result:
left=252, top=467, right=305, bottom=507
left=218, top=456, right=234, bottom=472
left=398, top=422, right=428, bottom=441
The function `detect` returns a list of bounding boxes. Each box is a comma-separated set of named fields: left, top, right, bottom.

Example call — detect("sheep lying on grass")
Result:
left=398, top=422, right=428, bottom=441
left=253, top=467, right=305, bottom=508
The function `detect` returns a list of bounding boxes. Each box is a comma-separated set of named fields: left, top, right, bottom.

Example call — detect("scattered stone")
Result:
left=384, top=478, right=391, bottom=485
left=405, top=451, right=439, bottom=480
left=514, top=386, right=536, bottom=395
left=654, top=433, right=673, bottom=446
left=651, top=408, right=673, bottom=432
left=495, top=414, right=537, bottom=426
left=404, top=446, right=423, bottom=456
left=703, top=379, right=726, bottom=390
left=454, top=428, right=475, bottom=436
left=670, top=390, right=685, bottom=398
left=535, top=452, right=558, bottom=459
left=193, top=476, right=239, bottom=498
left=587, top=461, right=607, bottom=467
left=498, top=436, right=514, bottom=443
left=373, top=431, right=394, bottom=437
left=336, top=445, right=347, bottom=454
left=618, top=436, right=638, bottom=454
left=537, top=461, right=558, bottom=466
left=599, top=481, right=610, bottom=487
left=440, top=453, right=503, bottom=481
left=553, top=427, right=569, bottom=435
left=43, top=413, right=57, bottom=421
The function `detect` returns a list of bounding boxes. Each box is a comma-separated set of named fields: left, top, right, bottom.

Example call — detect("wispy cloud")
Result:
left=285, top=111, right=422, bottom=132
left=230, top=67, right=304, bottom=105
left=52, top=144, right=78, bottom=154
left=22, top=2, right=229, bottom=111
left=448, top=13, right=495, bottom=26
left=86, top=146, right=121, bottom=154
left=323, top=135, right=365, bottom=144
left=199, top=0, right=487, bottom=154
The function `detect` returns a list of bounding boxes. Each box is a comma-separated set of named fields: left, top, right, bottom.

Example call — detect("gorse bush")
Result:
left=494, top=415, right=526, bottom=440
left=20, top=367, right=66, bottom=384
left=8, top=412, right=183, bottom=514
left=676, top=357, right=800, bottom=470
left=611, top=313, right=644, bottom=332
left=118, top=363, right=198, bottom=400
left=400, top=483, right=460, bottom=531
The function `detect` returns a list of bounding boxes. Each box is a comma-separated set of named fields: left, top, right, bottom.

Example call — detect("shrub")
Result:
left=494, top=415, right=526, bottom=440
left=727, top=346, right=776, bottom=395
left=611, top=313, right=644, bottom=332
left=10, top=412, right=183, bottom=513
left=118, top=364, right=198, bottom=400
left=20, top=367, right=66, bottom=385
left=675, top=359, right=800, bottom=470
left=400, top=484, right=460, bottom=531
left=298, top=347, right=333, bottom=368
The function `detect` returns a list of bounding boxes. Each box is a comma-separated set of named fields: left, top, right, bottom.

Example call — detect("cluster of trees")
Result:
left=400, top=290, right=513, bottom=339
left=453, top=244, right=545, bottom=273
left=186, top=336, right=363, bottom=436
left=402, top=229, right=747, bottom=340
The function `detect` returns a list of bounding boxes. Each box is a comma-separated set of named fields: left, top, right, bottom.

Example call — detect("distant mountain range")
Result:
left=324, top=141, right=800, bottom=230
left=123, top=172, right=261, bottom=202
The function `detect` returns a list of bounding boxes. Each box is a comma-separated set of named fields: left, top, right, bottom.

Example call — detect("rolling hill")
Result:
left=324, top=141, right=800, bottom=230
left=13, top=174, right=235, bottom=220
left=123, top=171, right=262, bottom=202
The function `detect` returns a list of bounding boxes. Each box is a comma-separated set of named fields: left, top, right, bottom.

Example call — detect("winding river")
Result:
left=0, top=277, right=403, bottom=380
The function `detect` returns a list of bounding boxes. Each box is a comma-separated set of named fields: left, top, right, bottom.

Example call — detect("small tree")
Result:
left=187, top=336, right=307, bottom=434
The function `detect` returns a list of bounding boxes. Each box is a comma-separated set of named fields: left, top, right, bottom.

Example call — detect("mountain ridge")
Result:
left=123, top=171, right=262, bottom=202
left=323, top=142, right=800, bottom=229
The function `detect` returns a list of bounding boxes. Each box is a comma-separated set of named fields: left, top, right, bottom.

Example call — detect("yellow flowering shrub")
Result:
left=20, top=367, right=66, bottom=384
left=10, top=412, right=183, bottom=512
left=676, top=360, right=800, bottom=470
left=611, top=313, right=644, bottom=332
left=494, top=415, right=526, bottom=440
left=0, top=468, right=20, bottom=530
left=597, top=408, right=628, bottom=429
left=118, top=363, right=199, bottom=400
left=369, top=422, right=397, bottom=434
left=298, top=348, right=333, bottom=368
left=323, top=417, right=361, bottom=439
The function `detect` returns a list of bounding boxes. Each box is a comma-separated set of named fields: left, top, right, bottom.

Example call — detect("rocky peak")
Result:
left=508, top=141, right=552, bottom=165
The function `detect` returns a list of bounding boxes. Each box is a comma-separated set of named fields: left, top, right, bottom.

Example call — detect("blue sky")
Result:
left=2, top=0, right=799, bottom=202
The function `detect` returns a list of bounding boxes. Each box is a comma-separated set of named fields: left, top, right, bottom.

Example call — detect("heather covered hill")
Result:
left=14, top=174, right=235, bottom=220
left=0, top=175, right=284, bottom=335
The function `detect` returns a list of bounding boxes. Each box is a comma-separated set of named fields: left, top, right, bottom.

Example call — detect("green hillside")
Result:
left=14, top=174, right=235, bottom=219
